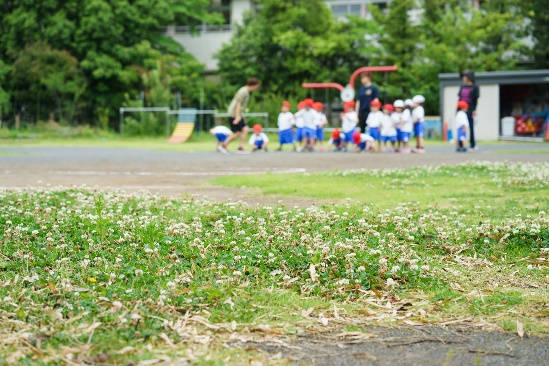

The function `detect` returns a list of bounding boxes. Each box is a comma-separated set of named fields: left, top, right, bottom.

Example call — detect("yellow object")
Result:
left=88, top=277, right=97, bottom=283
left=168, top=123, right=195, bottom=144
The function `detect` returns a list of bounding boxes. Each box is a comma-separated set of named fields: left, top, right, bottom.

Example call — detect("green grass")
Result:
left=1, top=162, right=548, bottom=364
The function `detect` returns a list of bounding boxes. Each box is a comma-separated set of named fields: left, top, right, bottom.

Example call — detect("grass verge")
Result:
left=0, top=162, right=548, bottom=364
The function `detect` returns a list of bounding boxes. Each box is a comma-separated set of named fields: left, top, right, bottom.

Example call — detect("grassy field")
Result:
left=1, top=162, right=548, bottom=364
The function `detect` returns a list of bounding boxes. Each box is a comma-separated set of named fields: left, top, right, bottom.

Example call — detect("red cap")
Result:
left=457, top=101, right=469, bottom=110
left=331, top=128, right=340, bottom=139
left=370, top=99, right=382, bottom=108
left=282, top=101, right=291, bottom=107
left=313, top=102, right=323, bottom=111
left=383, top=104, right=395, bottom=112
left=353, top=131, right=361, bottom=145
left=252, top=124, right=262, bottom=133
left=304, top=98, right=314, bottom=107
left=344, top=100, right=355, bottom=110
left=297, top=101, right=305, bottom=109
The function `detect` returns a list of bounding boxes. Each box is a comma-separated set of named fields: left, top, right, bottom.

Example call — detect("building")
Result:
left=439, top=70, right=549, bottom=141
left=169, top=0, right=391, bottom=72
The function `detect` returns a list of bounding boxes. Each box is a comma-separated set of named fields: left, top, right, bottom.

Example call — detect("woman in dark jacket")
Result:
left=458, top=69, right=480, bottom=150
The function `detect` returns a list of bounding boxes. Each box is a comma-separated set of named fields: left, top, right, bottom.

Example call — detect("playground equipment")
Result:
left=167, top=108, right=197, bottom=143
left=302, top=66, right=398, bottom=101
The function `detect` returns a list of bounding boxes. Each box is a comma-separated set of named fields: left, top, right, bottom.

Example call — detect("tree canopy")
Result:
left=0, top=0, right=217, bottom=126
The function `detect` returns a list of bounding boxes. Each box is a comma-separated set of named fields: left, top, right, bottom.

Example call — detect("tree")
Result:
left=11, top=42, right=86, bottom=123
left=0, top=0, right=217, bottom=125
left=0, top=60, right=10, bottom=121
left=524, top=0, right=549, bottom=68
left=215, top=0, right=377, bottom=98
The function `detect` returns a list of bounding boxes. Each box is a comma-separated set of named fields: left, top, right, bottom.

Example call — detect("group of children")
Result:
left=210, top=94, right=450, bottom=154
left=271, top=95, right=427, bottom=153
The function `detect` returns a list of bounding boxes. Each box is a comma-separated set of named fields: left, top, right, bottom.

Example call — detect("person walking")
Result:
left=355, top=72, right=380, bottom=134
left=458, top=70, right=480, bottom=150
left=224, top=77, right=260, bottom=151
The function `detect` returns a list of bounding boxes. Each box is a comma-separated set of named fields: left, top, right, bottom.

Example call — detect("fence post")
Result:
left=119, top=108, right=124, bottom=139
left=165, top=109, right=170, bottom=139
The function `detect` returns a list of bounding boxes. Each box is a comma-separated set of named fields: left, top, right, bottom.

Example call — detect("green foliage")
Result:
left=0, top=60, right=10, bottom=119
left=0, top=0, right=213, bottom=126
left=524, top=0, right=549, bottom=68
left=216, top=0, right=376, bottom=99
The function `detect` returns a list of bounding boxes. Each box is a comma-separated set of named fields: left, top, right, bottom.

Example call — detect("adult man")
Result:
left=355, top=72, right=380, bottom=134
left=224, top=77, right=260, bottom=151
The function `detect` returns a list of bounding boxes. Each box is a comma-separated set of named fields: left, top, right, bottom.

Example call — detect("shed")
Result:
left=439, top=69, right=549, bottom=141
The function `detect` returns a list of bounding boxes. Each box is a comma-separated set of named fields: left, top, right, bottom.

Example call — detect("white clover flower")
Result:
left=135, top=269, right=143, bottom=276
left=386, top=278, right=395, bottom=287
left=379, top=258, right=388, bottom=265
left=233, top=270, right=242, bottom=277
left=421, top=265, right=430, bottom=271
left=166, top=281, right=176, bottom=288
left=392, top=266, right=400, bottom=272
left=410, top=264, right=419, bottom=271
left=112, top=301, right=123, bottom=310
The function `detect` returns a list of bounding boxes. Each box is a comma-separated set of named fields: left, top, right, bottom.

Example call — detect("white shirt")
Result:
left=366, top=110, right=383, bottom=128
left=401, top=109, right=413, bottom=133
left=316, top=112, right=328, bottom=128
left=412, top=105, right=425, bottom=123
left=341, top=111, right=358, bottom=133
left=249, top=132, right=269, bottom=145
left=296, top=108, right=318, bottom=129
left=211, top=125, right=232, bottom=136
left=359, top=133, right=374, bottom=143
left=391, top=112, right=403, bottom=129
left=380, top=114, right=397, bottom=137
left=294, top=109, right=305, bottom=128
left=277, top=111, right=294, bottom=131
left=455, top=110, right=468, bottom=129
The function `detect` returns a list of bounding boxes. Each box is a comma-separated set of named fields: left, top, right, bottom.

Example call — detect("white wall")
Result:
left=172, top=32, right=233, bottom=72
left=443, top=84, right=500, bottom=141
left=231, top=0, right=253, bottom=25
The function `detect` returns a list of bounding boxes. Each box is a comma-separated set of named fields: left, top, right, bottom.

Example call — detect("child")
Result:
left=313, top=102, right=328, bottom=151
left=249, top=124, right=269, bottom=152
left=277, top=101, right=295, bottom=151
left=330, top=128, right=344, bottom=151
left=209, top=122, right=233, bottom=154
left=297, top=98, right=318, bottom=152
left=380, top=104, right=397, bottom=152
left=399, top=99, right=414, bottom=154
left=392, top=100, right=405, bottom=152
left=455, top=101, right=469, bottom=152
left=366, top=99, right=383, bottom=152
left=294, top=101, right=306, bottom=152
left=340, top=100, right=358, bottom=151
left=459, top=70, right=479, bottom=150
left=412, top=95, right=426, bottom=153
left=352, top=131, right=374, bottom=152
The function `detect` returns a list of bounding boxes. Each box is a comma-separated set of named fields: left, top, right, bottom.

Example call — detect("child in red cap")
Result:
left=366, top=99, right=383, bottom=152
left=277, top=101, right=295, bottom=151
left=329, top=128, right=344, bottom=151
left=295, top=98, right=318, bottom=152
left=340, top=100, right=357, bottom=151
left=313, top=102, right=328, bottom=151
left=294, top=101, right=306, bottom=151
left=380, top=104, right=397, bottom=152
left=353, top=130, right=374, bottom=152
left=249, top=124, right=269, bottom=152
left=455, top=101, right=469, bottom=152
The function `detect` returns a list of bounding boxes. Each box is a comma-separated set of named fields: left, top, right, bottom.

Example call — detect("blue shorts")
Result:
left=369, top=127, right=380, bottom=141
left=381, top=135, right=397, bottom=143
left=255, top=140, right=265, bottom=149
left=358, top=141, right=367, bottom=150
left=332, top=138, right=341, bottom=147
left=396, top=128, right=402, bottom=141
left=295, top=127, right=304, bottom=142
left=279, top=128, right=293, bottom=144
left=316, top=127, right=324, bottom=141
left=457, top=126, right=467, bottom=141
left=414, top=122, right=424, bottom=137
left=303, top=127, right=317, bottom=140
left=344, top=130, right=355, bottom=143
left=215, top=133, right=227, bottom=142
left=400, top=132, right=411, bottom=142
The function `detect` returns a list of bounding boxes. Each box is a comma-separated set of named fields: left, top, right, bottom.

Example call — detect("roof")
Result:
left=439, top=69, right=549, bottom=86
